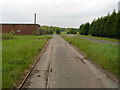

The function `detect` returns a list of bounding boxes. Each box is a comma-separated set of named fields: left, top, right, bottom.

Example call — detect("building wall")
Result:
left=2, top=24, right=40, bottom=35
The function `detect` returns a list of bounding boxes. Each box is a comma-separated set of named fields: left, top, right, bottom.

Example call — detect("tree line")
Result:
left=79, top=10, right=119, bottom=39
left=40, top=25, right=79, bottom=35
left=40, top=26, right=62, bottom=34
left=66, top=28, right=78, bottom=34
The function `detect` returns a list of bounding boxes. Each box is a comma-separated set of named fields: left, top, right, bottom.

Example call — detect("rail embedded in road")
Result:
left=19, top=35, right=118, bottom=88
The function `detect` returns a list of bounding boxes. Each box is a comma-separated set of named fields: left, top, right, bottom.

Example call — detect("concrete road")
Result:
left=24, top=35, right=118, bottom=88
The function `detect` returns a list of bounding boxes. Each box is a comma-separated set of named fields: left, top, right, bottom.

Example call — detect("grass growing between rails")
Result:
left=62, top=36, right=118, bottom=77
left=76, top=34, right=118, bottom=42
left=2, top=35, right=52, bottom=88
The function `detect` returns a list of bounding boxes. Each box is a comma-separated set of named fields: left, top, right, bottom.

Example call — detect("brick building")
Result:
left=1, top=24, right=41, bottom=35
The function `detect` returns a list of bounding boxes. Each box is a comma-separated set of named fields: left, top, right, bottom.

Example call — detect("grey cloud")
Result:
left=1, top=0, right=119, bottom=28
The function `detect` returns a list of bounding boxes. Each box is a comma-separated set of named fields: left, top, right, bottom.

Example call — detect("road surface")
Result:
left=24, top=35, right=118, bottom=88
left=66, top=35, right=118, bottom=45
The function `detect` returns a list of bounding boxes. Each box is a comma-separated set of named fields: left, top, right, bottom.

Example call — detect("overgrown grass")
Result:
left=2, top=33, right=15, bottom=40
left=76, top=34, right=118, bottom=42
left=60, top=31, right=67, bottom=34
left=2, top=35, right=52, bottom=88
left=62, top=36, right=118, bottom=77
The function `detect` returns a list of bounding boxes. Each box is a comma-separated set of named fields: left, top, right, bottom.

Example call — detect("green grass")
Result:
left=76, top=34, right=118, bottom=42
left=2, top=35, right=52, bottom=88
left=61, top=31, right=67, bottom=34
left=62, top=36, right=118, bottom=77
left=2, top=33, right=15, bottom=40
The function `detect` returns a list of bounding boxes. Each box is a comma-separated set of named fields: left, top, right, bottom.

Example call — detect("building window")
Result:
left=17, top=30, right=21, bottom=33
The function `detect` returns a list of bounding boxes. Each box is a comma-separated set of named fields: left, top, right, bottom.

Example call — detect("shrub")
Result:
left=66, top=31, right=70, bottom=34
left=55, top=29, right=61, bottom=34
left=9, top=30, right=15, bottom=35
left=2, top=33, right=14, bottom=40
left=47, top=30, right=53, bottom=34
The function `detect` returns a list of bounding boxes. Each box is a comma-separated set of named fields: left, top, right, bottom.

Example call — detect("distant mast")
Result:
left=34, top=13, right=36, bottom=24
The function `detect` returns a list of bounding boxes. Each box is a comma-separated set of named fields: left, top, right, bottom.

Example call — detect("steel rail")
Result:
left=18, top=39, right=51, bottom=90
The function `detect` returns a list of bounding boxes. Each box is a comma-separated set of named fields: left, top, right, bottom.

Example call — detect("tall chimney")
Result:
left=34, top=13, right=36, bottom=24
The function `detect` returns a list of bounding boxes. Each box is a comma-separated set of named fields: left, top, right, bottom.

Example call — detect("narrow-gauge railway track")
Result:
left=18, top=39, right=51, bottom=90
left=17, top=35, right=118, bottom=89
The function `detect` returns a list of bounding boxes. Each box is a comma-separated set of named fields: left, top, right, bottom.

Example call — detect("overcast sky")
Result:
left=0, top=0, right=119, bottom=28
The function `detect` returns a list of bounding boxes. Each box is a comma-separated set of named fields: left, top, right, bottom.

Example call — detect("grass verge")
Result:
left=2, top=35, right=52, bottom=88
left=62, top=36, right=118, bottom=78
left=76, top=34, right=118, bottom=42
left=2, top=33, right=15, bottom=40
left=60, top=31, right=67, bottom=35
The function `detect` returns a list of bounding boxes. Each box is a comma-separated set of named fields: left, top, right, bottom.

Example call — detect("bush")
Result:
left=9, top=30, right=15, bottom=35
left=47, top=30, right=53, bottom=34
left=66, top=28, right=78, bottom=34
left=66, top=31, right=70, bottom=34
left=56, top=29, right=61, bottom=34
left=2, top=33, right=14, bottom=40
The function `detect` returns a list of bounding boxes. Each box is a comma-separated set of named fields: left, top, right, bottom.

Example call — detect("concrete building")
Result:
left=1, top=24, right=41, bottom=35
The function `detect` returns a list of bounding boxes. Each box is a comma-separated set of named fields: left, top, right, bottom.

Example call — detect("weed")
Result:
left=2, top=35, right=51, bottom=88
left=62, top=36, right=118, bottom=77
